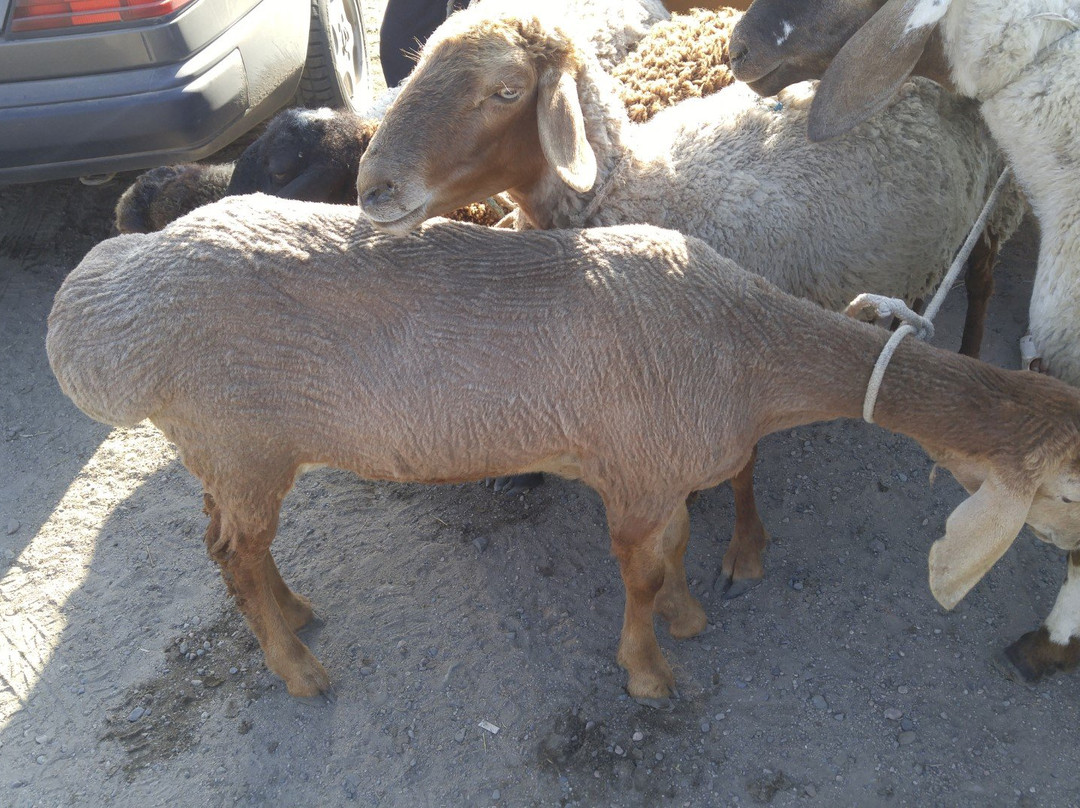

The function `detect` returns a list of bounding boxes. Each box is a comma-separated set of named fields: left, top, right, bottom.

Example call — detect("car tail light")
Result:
left=10, top=0, right=197, bottom=33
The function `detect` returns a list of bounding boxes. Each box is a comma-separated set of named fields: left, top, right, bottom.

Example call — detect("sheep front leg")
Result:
left=609, top=505, right=679, bottom=700
left=720, top=445, right=769, bottom=599
left=1002, top=550, right=1080, bottom=682
left=653, top=502, right=707, bottom=638
left=203, top=494, right=330, bottom=697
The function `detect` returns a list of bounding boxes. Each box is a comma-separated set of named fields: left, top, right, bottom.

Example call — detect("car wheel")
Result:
left=295, top=0, right=373, bottom=113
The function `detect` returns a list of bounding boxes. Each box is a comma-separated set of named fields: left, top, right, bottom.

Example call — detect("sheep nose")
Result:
left=361, top=181, right=396, bottom=210
left=729, top=36, right=750, bottom=70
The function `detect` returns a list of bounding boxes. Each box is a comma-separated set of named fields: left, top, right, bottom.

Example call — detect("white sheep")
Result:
left=354, top=0, right=1026, bottom=597
left=728, top=0, right=1080, bottom=683
left=46, top=195, right=1080, bottom=699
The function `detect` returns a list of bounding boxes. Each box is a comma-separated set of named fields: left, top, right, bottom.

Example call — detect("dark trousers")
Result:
left=379, top=0, right=466, bottom=87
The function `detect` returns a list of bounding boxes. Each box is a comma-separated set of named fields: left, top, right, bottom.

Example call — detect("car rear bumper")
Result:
left=0, top=0, right=309, bottom=184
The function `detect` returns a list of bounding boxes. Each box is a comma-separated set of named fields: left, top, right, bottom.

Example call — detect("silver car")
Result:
left=0, top=0, right=371, bottom=183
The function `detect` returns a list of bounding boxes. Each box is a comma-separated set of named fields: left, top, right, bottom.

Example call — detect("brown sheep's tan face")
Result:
left=356, top=18, right=550, bottom=233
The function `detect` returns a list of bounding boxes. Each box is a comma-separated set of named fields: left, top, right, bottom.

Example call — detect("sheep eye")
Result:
left=495, top=86, right=521, bottom=102
left=1063, top=496, right=1075, bottom=504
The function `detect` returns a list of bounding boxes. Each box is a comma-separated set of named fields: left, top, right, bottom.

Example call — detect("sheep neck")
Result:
left=940, top=0, right=1079, bottom=100
left=752, top=305, right=1080, bottom=478
left=511, top=60, right=629, bottom=230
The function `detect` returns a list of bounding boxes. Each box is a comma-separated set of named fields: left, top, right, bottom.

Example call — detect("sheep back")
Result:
left=50, top=194, right=771, bottom=487
left=613, top=7, right=741, bottom=123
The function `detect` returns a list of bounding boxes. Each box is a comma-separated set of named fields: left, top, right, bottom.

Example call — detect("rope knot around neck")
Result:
left=859, top=167, right=1013, bottom=424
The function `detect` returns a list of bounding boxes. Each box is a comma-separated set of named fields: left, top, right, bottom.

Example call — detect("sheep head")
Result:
left=729, top=0, right=953, bottom=121
left=356, top=2, right=595, bottom=233
left=228, top=108, right=378, bottom=204
left=729, top=0, right=885, bottom=96
left=929, top=440, right=1080, bottom=610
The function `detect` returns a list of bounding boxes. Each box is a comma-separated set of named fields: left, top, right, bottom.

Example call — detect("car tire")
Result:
left=295, top=0, right=373, bottom=113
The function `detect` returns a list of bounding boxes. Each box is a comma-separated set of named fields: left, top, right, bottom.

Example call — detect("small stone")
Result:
left=700, top=721, right=711, bottom=733
left=34, top=735, right=49, bottom=745
left=869, top=539, right=887, bottom=553
left=127, top=707, right=145, bottom=722
left=5, top=521, right=19, bottom=536
left=473, top=536, right=489, bottom=553
left=790, top=578, right=804, bottom=591
left=491, top=790, right=501, bottom=801
left=614, top=745, right=624, bottom=756
left=455, top=729, right=466, bottom=742
left=884, top=708, right=903, bottom=721
left=897, top=686, right=909, bottom=694
left=632, top=731, right=644, bottom=742
left=426, top=646, right=439, bottom=658
left=178, top=641, right=189, bottom=654
left=898, top=731, right=917, bottom=746
left=901, top=718, right=915, bottom=732
left=202, top=641, right=211, bottom=651
left=655, top=752, right=664, bottom=762
left=804, top=785, right=816, bottom=798
left=811, top=695, right=828, bottom=710
left=360, top=666, right=375, bottom=677
left=343, top=774, right=361, bottom=800
left=229, top=667, right=239, bottom=675
left=35, top=756, right=46, bottom=765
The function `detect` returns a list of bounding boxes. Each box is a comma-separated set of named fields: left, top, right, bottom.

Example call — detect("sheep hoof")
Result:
left=718, top=574, right=762, bottom=600
left=999, top=628, right=1080, bottom=683
left=280, top=655, right=333, bottom=698
left=632, top=694, right=676, bottom=711
left=490, top=472, right=545, bottom=495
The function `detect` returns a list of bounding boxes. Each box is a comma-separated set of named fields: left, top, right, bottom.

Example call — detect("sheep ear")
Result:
left=537, top=65, right=597, bottom=193
left=928, top=476, right=1034, bottom=610
left=280, top=166, right=353, bottom=203
left=808, top=0, right=949, bottom=142
left=226, top=141, right=265, bottom=195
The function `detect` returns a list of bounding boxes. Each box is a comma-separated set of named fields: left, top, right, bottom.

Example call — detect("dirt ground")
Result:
left=3, top=11, right=1080, bottom=808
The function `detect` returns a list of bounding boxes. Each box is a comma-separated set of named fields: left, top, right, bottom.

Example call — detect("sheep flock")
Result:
left=47, top=0, right=1080, bottom=706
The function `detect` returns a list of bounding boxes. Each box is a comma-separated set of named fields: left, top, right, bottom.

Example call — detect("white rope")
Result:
left=860, top=166, right=1013, bottom=423
left=570, top=155, right=624, bottom=228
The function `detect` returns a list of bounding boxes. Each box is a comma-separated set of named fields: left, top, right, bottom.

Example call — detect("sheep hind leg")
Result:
left=608, top=503, right=679, bottom=700
left=959, top=230, right=998, bottom=358
left=264, top=553, right=316, bottom=633
left=1001, top=550, right=1080, bottom=682
left=204, top=493, right=330, bottom=697
left=719, top=445, right=769, bottom=600
left=653, top=501, right=707, bottom=639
